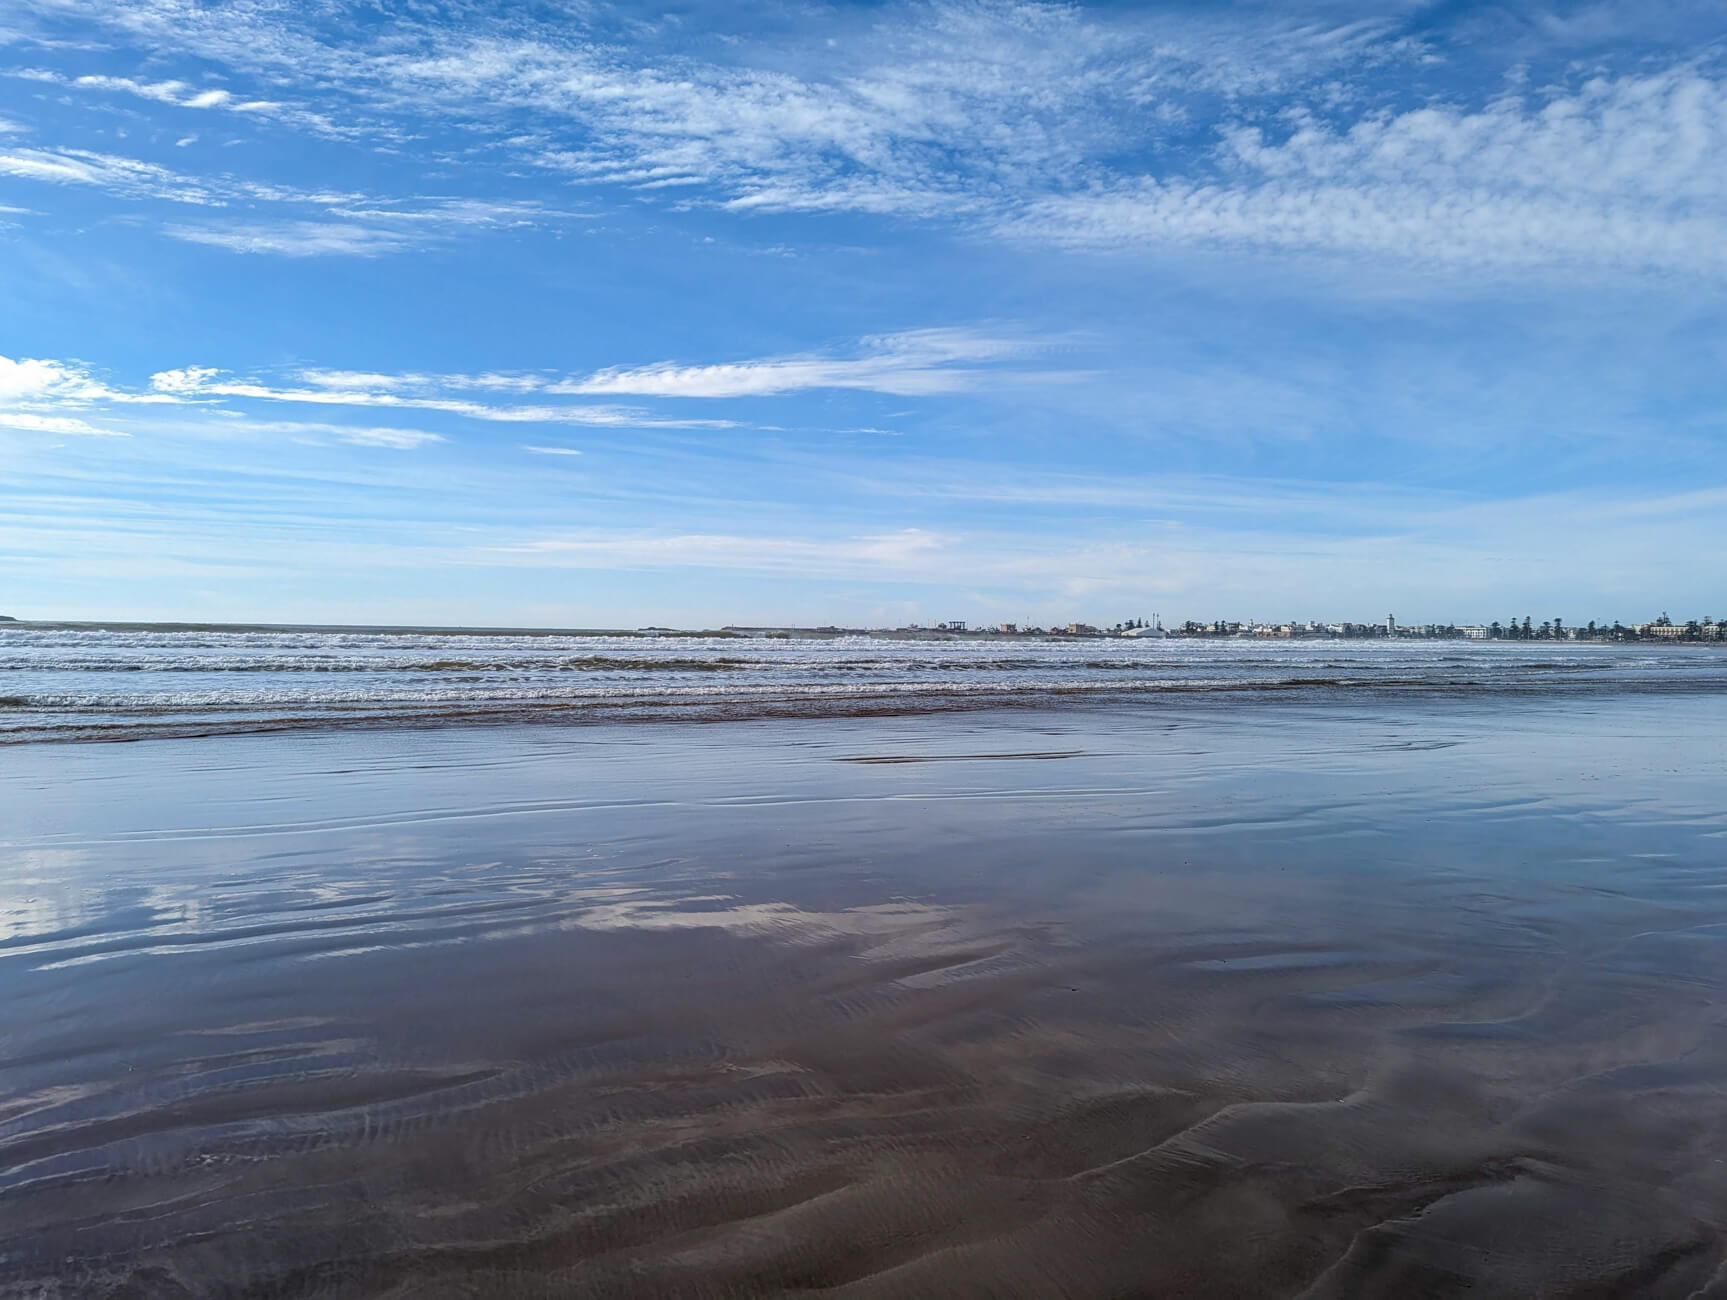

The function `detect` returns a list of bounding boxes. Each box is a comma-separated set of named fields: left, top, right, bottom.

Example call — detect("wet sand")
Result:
left=4, top=696, right=1727, bottom=1296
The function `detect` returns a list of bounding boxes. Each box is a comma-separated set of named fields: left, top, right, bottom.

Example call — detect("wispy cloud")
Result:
left=0, top=128, right=574, bottom=256
left=165, top=220, right=422, bottom=257
left=562, top=329, right=1046, bottom=398
left=10, top=67, right=359, bottom=137
left=0, top=145, right=214, bottom=201
left=24, top=69, right=269, bottom=112
left=0, top=410, right=123, bottom=436
left=112, top=332, right=1036, bottom=423
left=0, top=3, right=1422, bottom=228
left=9, top=1, right=1727, bottom=279
left=164, top=197, right=576, bottom=257
left=370, top=2, right=1364, bottom=221
left=148, top=365, right=736, bottom=428
left=225, top=419, right=447, bottom=449
left=1, top=351, right=734, bottom=441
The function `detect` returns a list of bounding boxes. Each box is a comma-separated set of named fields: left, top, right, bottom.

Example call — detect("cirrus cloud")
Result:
left=560, top=329, right=1050, bottom=398
left=0, top=410, right=123, bottom=436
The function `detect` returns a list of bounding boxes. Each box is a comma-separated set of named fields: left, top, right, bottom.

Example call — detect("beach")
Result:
left=5, top=663, right=1727, bottom=1296
left=8, top=0, right=1724, bottom=1289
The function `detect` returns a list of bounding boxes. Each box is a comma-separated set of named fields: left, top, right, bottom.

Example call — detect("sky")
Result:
left=1, top=0, right=1725, bottom=628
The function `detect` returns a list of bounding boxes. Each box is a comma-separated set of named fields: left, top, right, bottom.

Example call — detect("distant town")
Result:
left=722, top=614, right=1727, bottom=642
left=3, top=614, right=1724, bottom=643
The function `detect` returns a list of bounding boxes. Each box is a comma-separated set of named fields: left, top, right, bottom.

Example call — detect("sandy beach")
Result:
left=4, top=691, right=1726, bottom=1296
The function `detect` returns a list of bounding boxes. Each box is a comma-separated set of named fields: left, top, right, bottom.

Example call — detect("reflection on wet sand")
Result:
left=3, top=697, right=1726, bottom=1297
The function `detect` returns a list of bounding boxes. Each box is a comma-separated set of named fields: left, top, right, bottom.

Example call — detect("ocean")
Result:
left=3, top=624, right=1723, bottom=742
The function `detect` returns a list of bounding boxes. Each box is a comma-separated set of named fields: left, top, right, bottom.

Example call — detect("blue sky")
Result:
left=2, top=0, right=1724, bottom=627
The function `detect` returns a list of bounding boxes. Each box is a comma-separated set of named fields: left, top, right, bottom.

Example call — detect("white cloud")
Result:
left=0, top=353, right=175, bottom=406
left=442, top=372, right=547, bottom=393
left=165, top=220, right=420, bottom=257
left=298, top=369, right=420, bottom=391
left=10, top=67, right=357, bottom=138
left=1010, top=69, right=1727, bottom=276
left=0, top=356, right=148, bottom=435
left=0, top=411, right=124, bottom=436
left=4, top=353, right=721, bottom=441
left=562, top=329, right=1042, bottom=398
left=148, top=364, right=736, bottom=427
left=227, top=419, right=446, bottom=449
left=69, top=74, right=204, bottom=105
left=0, top=146, right=214, bottom=202
left=327, top=426, right=444, bottom=449
left=0, top=144, right=362, bottom=213
left=0, top=355, right=80, bottom=403
left=0, top=117, right=568, bottom=259
left=164, top=199, right=575, bottom=257
left=523, top=444, right=583, bottom=455
left=322, top=197, right=568, bottom=227
left=145, top=366, right=220, bottom=396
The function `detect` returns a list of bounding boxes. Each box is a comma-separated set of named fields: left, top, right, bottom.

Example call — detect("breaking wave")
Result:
left=1, top=626, right=1722, bottom=743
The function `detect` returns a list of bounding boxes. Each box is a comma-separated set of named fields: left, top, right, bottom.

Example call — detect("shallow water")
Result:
left=4, top=625, right=1725, bottom=741
left=3, top=693, right=1727, bottom=1296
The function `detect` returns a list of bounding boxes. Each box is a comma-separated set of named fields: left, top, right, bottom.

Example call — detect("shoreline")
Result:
left=6, top=671, right=1727, bottom=746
